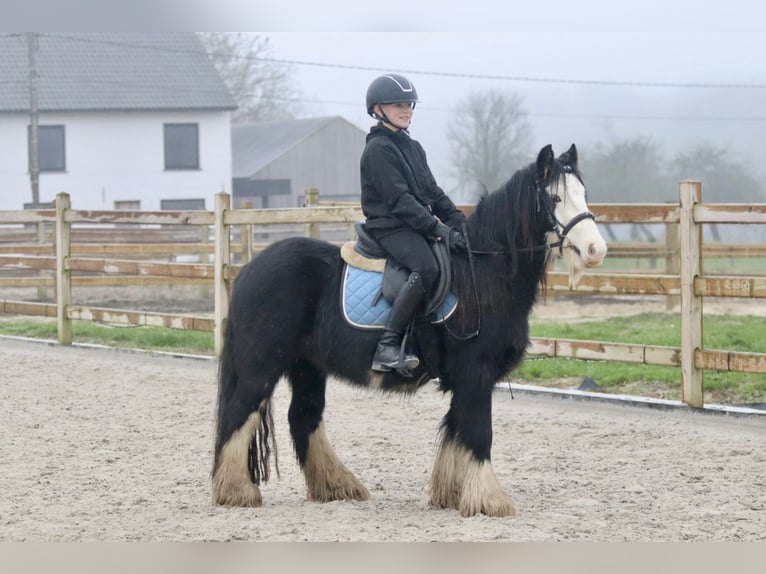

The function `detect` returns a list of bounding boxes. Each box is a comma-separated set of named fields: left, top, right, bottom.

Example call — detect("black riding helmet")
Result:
left=366, top=74, right=419, bottom=118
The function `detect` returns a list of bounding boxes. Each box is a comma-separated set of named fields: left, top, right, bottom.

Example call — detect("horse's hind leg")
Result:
left=287, top=360, right=369, bottom=502
left=212, top=364, right=280, bottom=507
left=430, top=375, right=516, bottom=517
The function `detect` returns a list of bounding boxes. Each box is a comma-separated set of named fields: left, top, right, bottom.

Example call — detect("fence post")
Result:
left=679, top=181, right=703, bottom=408
left=36, top=219, right=48, bottom=301
left=664, top=205, right=680, bottom=310
left=241, top=199, right=254, bottom=264
left=55, top=192, right=72, bottom=345
left=197, top=222, right=211, bottom=299
left=214, top=192, right=231, bottom=357
left=304, top=187, right=320, bottom=239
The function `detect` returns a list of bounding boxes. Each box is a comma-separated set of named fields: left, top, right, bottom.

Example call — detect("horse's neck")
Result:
left=468, top=245, right=546, bottom=306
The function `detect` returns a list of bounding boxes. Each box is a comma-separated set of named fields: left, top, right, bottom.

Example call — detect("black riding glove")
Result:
left=433, top=222, right=467, bottom=252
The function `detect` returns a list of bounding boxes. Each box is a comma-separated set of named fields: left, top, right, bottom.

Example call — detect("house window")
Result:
left=114, top=200, right=141, bottom=210
left=164, top=123, right=199, bottom=170
left=113, top=200, right=141, bottom=228
left=28, top=125, right=66, bottom=172
left=160, top=198, right=206, bottom=210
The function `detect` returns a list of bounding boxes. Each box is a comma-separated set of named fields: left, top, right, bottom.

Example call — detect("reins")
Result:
left=441, top=171, right=595, bottom=341
left=431, top=221, right=481, bottom=341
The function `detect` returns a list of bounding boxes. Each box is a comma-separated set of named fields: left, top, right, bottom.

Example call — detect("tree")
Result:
left=669, top=142, right=765, bottom=203
left=670, top=142, right=765, bottom=241
left=197, top=33, right=304, bottom=123
left=581, top=137, right=672, bottom=204
left=448, top=89, right=531, bottom=203
left=580, top=137, right=673, bottom=242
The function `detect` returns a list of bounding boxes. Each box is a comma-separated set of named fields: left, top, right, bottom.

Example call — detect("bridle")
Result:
left=539, top=166, right=596, bottom=256
left=441, top=164, right=595, bottom=341
left=543, top=195, right=596, bottom=256
left=468, top=166, right=596, bottom=256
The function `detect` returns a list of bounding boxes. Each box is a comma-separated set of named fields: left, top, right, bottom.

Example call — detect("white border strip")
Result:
left=497, top=381, right=765, bottom=417
left=0, top=334, right=215, bottom=362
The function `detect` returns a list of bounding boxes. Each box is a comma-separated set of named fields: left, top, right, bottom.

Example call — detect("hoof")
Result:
left=307, top=472, right=370, bottom=502
left=213, top=480, right=263, bottom=507
left=212, top=465, right=263, bottom=507
left=430, top=438, right=517, bottom=518
left=459, top=493, right=517, bottom=517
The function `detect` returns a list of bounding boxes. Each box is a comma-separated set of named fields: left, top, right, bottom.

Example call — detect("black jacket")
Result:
left=360, top=124, right=465, bottom=235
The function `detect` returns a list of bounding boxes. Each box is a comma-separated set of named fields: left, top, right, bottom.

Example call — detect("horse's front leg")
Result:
left=287, top=360, right=369, bottom=503
left=429, top=378, right=516, bottom=517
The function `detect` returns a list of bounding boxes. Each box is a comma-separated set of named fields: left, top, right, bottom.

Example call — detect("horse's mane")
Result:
left=449, top=155, right=581, bottom=330
left=469, top=155, right=581, bottom=254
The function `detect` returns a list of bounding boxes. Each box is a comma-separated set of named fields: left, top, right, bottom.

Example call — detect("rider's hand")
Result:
left=433, top=222, right=467, bottom=252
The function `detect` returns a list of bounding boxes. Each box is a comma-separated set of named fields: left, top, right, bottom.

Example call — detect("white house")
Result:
left=0, top=33, right=235, bottom=212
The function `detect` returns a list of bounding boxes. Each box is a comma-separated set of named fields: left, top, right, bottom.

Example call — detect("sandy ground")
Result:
left=1, top=337, right=764, bottom=542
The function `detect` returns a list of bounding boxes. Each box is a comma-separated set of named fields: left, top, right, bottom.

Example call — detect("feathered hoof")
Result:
left=212, top=471, right=263, bottom=507
left=308, top=474, right=370, bottom=502
left=459, top=491, right=517, bottom=518
left=430, top=443, right=518, bottom=518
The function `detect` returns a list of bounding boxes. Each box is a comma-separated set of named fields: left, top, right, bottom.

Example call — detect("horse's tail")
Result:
left=213, top=319, right=279, bottom=485
left=243, top=397, right=278, bottom=485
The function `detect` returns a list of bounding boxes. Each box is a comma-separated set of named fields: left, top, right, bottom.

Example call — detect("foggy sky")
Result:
left=7, top=1, right=764, bottom=196
left=261, top=25, right=766, bottom=197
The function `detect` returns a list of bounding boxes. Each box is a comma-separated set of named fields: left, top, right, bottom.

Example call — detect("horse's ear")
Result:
left=536, top=144, right=554, bottom=181
left=559, top=143, right=578, bottom=167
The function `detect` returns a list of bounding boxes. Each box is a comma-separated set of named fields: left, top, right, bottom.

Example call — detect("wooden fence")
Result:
left=1, top=182, right=766, bottom=408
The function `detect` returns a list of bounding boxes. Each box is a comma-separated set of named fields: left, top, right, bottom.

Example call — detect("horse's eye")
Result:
left=552, top=195, right=562, bottom=204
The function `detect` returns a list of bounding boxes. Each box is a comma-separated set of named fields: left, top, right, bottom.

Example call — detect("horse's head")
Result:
left=536, top=144, right=607, bottom=288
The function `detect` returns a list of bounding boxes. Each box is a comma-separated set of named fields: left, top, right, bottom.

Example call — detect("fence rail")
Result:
left=1, top=182, right=765, bottom=408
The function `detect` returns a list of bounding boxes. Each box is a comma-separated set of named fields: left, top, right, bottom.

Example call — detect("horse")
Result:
left=212, top=143, right=607, bottom=517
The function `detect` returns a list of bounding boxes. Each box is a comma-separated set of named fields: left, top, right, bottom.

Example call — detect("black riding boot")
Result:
left=371, top=272, right=426, bottom=374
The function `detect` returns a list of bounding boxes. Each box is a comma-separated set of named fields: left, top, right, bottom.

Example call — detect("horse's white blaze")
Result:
left=551, top=173, right=607, bottom=288
left=212, top=410, right=263, bottom=507
left=303, top=420, right=370, bottom=502
left=430, top=437, right=517, bottom=517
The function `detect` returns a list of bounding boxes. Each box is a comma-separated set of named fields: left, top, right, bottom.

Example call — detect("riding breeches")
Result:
left=369, top=227, right=438, bottom=294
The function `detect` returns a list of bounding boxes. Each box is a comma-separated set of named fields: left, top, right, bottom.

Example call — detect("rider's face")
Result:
left=377, top=102, right=414, bottom=130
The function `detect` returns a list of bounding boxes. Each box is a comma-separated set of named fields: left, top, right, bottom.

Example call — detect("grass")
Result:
left=554, top=256, right=766, bottom=275
left=522, top=312, right=766, bottom=404
left=1, top=313, right=764, bottom=405
left=0, top=319, right=214, bottom=356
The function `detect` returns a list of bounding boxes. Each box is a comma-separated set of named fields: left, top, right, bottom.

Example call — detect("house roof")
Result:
left=232, top=116, right=360, bottom=178
left=0, top=33, right=236, bottom=113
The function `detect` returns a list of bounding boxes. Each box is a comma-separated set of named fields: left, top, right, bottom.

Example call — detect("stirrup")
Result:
left=371, top=335, right=419, bottom=375
left=371, top=353, right=419, bottom=373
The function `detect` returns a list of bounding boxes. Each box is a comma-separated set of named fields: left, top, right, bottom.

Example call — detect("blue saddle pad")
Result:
left=341, top=264, right=458, bottom=330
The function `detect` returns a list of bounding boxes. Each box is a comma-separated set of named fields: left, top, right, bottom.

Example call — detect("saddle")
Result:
left=343, top=221, right=452, bottom=317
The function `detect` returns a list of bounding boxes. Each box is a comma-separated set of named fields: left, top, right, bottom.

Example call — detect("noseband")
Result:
left=544, top=195, right=596, bottom=255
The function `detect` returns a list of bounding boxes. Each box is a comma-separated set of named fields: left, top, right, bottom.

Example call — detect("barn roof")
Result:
left=0, top=33, right=235, bottom=112
left=232, top=116, right=358, bottom=178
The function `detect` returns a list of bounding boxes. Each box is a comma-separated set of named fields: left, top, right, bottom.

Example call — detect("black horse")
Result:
left=212, top=144, right=607, bottom=517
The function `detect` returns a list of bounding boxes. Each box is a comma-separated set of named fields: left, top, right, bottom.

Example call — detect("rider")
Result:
left=360, top=73, right=467, bottom=374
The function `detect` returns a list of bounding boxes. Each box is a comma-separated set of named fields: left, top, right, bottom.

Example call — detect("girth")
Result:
left=351, top=222, right=452, bottom=317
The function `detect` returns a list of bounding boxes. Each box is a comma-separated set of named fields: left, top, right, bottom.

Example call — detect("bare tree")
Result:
left=582, top=137, right=671, bottom=203
left=197, top=33, right=304, bottom=123
left=670, top=143, right=765, bottom=203
left=448, top=89, right=531, bottom=202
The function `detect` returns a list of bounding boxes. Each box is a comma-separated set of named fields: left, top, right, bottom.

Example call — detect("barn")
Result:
left=231, top=116, right=366, bottom=208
